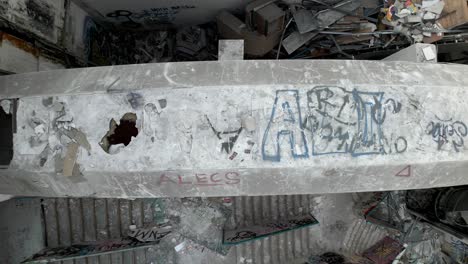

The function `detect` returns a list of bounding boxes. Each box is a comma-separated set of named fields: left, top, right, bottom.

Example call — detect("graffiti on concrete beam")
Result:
left=262, top=87, right=406, bottom=161
left=426, top=117, right=467, bottom=152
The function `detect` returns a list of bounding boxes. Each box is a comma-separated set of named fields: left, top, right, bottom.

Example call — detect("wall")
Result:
left=75, top=0, right=248, bottom=28
left=0, top=0, right=65, bottom=44
left=0, top=0, right=108, bottom=72
left=0, top=32, right=65, bottom=73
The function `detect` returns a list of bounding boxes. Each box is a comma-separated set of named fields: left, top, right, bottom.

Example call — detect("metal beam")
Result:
left=1, top=60, right=468, bottom=198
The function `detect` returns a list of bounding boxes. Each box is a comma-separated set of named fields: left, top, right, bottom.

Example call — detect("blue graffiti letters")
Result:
left=262, top=90, right=309, bottom=161
left=262, top=86, right=406, bottom=161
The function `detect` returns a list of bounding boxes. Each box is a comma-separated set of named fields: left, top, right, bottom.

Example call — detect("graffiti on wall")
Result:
left=262, top=87, right=406, bottom=161
left=426, top=117, right=467, bottom=152
left=106, top=6, right=196, bottom=27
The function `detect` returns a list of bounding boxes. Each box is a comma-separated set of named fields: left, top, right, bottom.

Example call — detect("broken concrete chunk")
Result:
left=63, top=142, right=79, bottom=177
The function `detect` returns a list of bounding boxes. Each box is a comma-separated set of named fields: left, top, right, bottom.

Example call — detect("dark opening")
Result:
left=100, top=113, right=138, bottom=153
left=0, top=101, right=13, bottom=167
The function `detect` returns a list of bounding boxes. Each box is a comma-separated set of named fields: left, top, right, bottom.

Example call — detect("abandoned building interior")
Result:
left=0, top=0, right=468, bottom=263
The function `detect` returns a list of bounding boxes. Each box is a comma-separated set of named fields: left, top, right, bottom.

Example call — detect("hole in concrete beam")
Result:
left=100, top=113, right=138, bottom=154
left=0, top=100, right=13, bottom=167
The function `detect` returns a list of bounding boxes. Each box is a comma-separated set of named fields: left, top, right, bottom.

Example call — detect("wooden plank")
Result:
left=438, top=0, right=468, bottom=29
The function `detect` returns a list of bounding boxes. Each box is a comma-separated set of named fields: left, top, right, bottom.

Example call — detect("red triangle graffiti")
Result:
left=395, top=165, right=411, bottom=177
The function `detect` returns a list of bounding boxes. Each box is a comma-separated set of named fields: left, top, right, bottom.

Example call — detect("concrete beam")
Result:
left=1, top=60, right=468, bottom=198
left=384, top=43, right=437, bottom=63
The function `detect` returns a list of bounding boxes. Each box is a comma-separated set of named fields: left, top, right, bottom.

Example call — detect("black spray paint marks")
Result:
left=126, top=92, right=145, bottom=109
left=106, top=6, right=196, bottom=26
left=205, top=115, right=242, bottom=154
left=100, top=113, right=138, bottom=153
left=426, top=117, right=467, bottom=152
left=158, top=99, right=167, bottom=109
left=25, top=0, right=55, bottom=35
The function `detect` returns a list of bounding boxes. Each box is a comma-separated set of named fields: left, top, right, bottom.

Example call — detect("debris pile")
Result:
left=213, top=0, right=468, bottom=60
left=78, top=0, right=468, bottom=64
left=381, top=0, right=445, bottom=43
left=23, top=188, right=468, bottom=263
